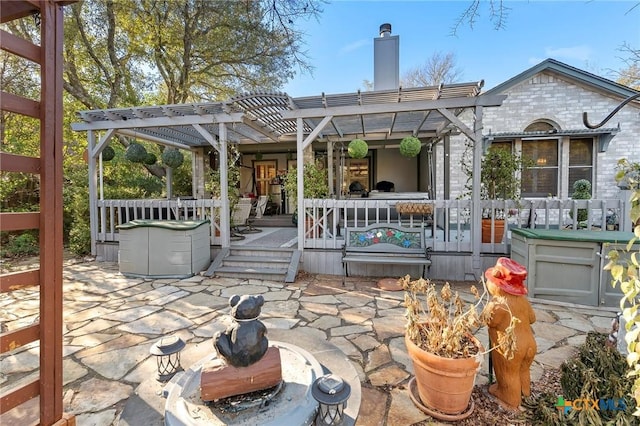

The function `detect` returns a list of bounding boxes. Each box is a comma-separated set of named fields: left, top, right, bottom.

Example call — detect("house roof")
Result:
left=485, top=58, right=639, bottom=100
left=72, top=82, right=507, bottom=149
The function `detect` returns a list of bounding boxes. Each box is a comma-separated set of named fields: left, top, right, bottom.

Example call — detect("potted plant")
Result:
left=615, top=158, right=640, bottom=190
left=283, top=160, right=329, bottom=236
left=402, top=275, right=518, bottom=420
left=606, top=210, right=619, bottom=231
left=462, top=143, right=531, bottom=243
left=568, top=179, right=591, bottom=227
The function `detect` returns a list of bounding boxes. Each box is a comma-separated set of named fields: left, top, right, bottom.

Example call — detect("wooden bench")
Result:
left=342, top=224, right=432, bottom=285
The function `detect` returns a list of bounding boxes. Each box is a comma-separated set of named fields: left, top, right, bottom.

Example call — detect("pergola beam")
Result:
left=280, top=95, right=507, bottom=119
left=71, top=112, right=244, bottom=132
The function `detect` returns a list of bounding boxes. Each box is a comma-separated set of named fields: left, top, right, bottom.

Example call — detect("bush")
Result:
left=570, top=179, right=591, bottom=223
left=1, top=232, right=39, bottom=257
left=125, top=143, right=148, bottom=163
left=162, top=148, right=184, bottom=168
left=69, top=222, right=91, bottom=255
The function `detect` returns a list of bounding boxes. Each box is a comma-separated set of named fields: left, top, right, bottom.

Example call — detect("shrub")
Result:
left=69, top=222, right=91, bottom=255
left=348, top=139, right=368, bottom=159
left=570, top=179, right=591, bottom=223
left=0, top=232, right=39, bottom=257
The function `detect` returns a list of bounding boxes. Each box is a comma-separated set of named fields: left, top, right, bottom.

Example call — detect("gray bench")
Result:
left=342, top=224, right=432, bottom=285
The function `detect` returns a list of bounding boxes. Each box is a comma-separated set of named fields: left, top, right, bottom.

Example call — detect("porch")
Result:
left=93, top=194, right=632, bottom=282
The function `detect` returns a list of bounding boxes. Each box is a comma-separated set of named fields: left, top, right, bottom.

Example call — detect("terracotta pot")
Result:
left=405, top=333, right=483, bottom=416
left=482, top=218, right=505, bottom=243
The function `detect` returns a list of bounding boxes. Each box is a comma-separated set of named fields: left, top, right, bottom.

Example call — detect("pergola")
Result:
left=72, top=83, right=506, bottom=269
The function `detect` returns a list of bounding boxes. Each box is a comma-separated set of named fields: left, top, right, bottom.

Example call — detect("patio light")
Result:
left=150, top=335, right=185, bottom=382
left=311, top=373, right=351, bottom=425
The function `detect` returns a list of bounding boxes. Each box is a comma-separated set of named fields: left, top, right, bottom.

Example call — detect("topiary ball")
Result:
left=125, top=143, right=148, bottom=163
left=400, top=136, right=422, bottom=157
left=143, top=153, right=157, bottom=165
left=101, top=145, right=115, bottom=161
left=348, top=139, right=368, bottom=159
left=162, top=148, right=184, bottom=169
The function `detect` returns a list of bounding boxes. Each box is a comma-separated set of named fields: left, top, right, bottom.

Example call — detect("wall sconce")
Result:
left=150, top=335, right=185, bottom=382
left=311, top=374, right=351, bottom=425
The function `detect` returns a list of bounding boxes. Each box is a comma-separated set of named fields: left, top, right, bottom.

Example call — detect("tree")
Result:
left=615, top=42, right=640, bottom=90
left=401, top=51, right=463, bottom=87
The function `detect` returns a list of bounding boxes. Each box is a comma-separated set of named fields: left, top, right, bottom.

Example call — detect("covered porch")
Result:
left=72, top=86, right=633, bottom=281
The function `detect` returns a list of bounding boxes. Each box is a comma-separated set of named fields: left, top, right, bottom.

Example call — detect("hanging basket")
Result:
left=400, top=136, right=422, bottom=158
left=348, top=139, right=368, bottom=159
left=162, top=148, right=184, bottom=169
left=125, top=143, right=148, bottom=163
left=101, top=145, right=115, bottom=161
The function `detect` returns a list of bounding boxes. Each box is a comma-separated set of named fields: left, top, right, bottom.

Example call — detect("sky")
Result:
left=282, top=0, right=640, bottom=97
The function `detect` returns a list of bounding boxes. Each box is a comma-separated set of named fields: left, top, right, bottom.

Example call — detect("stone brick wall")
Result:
left=438, top=71, right=640, bottom=201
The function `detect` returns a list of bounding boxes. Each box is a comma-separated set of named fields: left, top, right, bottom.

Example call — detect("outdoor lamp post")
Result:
left=150, top=335, right=185, bottom=382
left=311, top=374, right=351, bottom=425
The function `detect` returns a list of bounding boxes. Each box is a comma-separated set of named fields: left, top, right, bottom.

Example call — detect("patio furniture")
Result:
left=231, top=199, right=253, bottom=239
left=341, top=223, right=432, bottom=285
left=242, top=195, right=268, bottom=234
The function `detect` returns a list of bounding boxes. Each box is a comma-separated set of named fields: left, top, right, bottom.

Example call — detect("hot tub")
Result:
left=511, top=228, right=637, bottom=307
left=118, top=219, right=210, bottom=278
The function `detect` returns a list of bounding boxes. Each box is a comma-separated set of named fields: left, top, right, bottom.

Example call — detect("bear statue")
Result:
left=483, top=257, right=537, bottom=410
left=213, top=294, right=269, bottom=368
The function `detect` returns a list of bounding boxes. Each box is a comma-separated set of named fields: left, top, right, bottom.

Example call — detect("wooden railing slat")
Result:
left=0, top=29, right=40, bottom=63
left=0, top=377, right=40, bottom=415
left=0, top=212, right=40, bottom=231
left=0, top=323, right=39, bottom=353
left=0, top=269, right=39, bottom=293
left=0, top=152, right=40, bottom=174
left=0, top=91, right=40, bottom=118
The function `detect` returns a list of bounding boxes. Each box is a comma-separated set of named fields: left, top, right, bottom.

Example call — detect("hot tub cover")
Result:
left=117, top=219, right=210, bottom=231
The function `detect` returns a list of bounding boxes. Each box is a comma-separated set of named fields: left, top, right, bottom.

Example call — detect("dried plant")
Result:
left=402, top=275, right=519, bottom=359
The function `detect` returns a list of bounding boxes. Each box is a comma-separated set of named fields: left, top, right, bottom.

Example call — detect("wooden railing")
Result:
left=95, top=198, right=222, bottom=244
left=93, top=197, right=629, bottom=255
left=300, top=197, right=629, bottom=253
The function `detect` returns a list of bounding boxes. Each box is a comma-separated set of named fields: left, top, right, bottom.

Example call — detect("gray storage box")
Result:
left=118, top=219, right=210, bottom=278
left=511, top=228, right=636, bottom=307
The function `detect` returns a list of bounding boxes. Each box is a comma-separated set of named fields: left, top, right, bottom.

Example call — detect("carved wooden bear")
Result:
left=483, top=257, right=537, bottom=410
left=213, top=294, right=268, bottom=368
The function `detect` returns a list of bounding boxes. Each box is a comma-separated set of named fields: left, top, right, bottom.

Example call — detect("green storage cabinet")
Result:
left=118, top=219, right=210, bottom=278
left=511, top=229, right=636, bottom=307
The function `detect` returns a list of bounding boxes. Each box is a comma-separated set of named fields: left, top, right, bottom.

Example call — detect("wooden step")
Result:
left=205, top=246, right=300, bottom=282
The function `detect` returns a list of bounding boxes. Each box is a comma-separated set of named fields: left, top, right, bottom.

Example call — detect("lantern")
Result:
left=311, top=374, right=351, bottom=425
left=150, top=335, right=185, bottom=382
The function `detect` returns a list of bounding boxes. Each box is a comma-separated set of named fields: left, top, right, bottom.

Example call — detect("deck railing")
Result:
left=93, top=197, right=628, bottom=254
left=95, top=198, right=222, bottom=244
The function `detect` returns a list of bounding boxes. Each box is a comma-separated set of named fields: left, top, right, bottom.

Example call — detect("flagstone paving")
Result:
left=0, top=259, right=618, bottom=425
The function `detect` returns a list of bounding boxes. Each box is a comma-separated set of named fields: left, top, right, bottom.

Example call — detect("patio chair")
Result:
left=241, top=195, right=268, bottom=234
left=231, top=199, right=252, bottom=239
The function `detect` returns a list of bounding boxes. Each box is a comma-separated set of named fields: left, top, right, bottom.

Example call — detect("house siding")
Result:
left=441, top=70, right=640, bottom=201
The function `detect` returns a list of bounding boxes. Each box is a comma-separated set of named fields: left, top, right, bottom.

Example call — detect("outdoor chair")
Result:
left=241, top=196, right=268, bottom=234
left=230, top=199, right=253, bottom=239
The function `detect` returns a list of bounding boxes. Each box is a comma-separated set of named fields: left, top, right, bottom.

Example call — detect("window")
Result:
left=568, top=138, right=593, bottom=196
left=522, top=139, right=559, bottom=197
